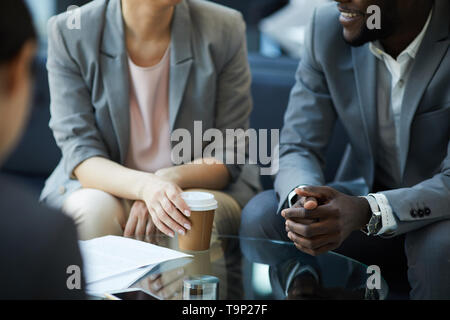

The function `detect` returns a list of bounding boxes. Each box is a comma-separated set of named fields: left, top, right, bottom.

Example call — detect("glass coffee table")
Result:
left=128, top=234, right=388, bottom=300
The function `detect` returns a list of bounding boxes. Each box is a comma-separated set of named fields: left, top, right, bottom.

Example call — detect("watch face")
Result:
left=368, top=215, right=381, bottom=234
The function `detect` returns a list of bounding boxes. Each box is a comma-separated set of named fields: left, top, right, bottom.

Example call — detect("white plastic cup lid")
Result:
left=181, top=192, right=218, bottom=211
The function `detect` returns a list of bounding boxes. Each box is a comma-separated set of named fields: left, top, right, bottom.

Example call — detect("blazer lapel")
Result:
left=169, top=0, right=194, bottom=131
left=399, top=0, right=450, bottom=176
left=99, top=0, right=130, bottom=164
left=352, top=45, right=377, bottom=186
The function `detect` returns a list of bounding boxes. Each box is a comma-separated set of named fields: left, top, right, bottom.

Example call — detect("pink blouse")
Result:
left=125, top=47, right=173, bottom=173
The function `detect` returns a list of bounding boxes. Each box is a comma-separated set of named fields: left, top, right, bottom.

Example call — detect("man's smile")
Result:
left=338, top=5, right=365, bottom=28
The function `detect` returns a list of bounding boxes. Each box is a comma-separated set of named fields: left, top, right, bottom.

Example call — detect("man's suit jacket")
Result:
left=275, top=0, right=450, bottom=236
left=0, top=174, right=85, bottom=299
left=40, top=0, right=261, bottom=209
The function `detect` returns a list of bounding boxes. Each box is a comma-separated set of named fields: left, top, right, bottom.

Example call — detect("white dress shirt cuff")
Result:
left=368, top=193, right=398, bottom=236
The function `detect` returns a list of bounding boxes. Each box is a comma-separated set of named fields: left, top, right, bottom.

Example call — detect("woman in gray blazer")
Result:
left=41, top=0, right=261, bottom=240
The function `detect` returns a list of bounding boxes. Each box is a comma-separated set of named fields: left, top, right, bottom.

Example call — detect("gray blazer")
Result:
left=40, top=0, right=261, bottom=209
left=275, top=0, right=450, bottom=236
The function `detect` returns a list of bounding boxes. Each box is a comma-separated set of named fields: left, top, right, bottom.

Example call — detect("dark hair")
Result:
left=0, top=0, right=36, bottom=64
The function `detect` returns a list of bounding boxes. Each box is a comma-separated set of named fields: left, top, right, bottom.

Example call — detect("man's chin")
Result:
left=343, top=27, right=394, bottom=48
left=343, top=35, right=371, bottom=47
left=342, top=29, right=373, bottom=47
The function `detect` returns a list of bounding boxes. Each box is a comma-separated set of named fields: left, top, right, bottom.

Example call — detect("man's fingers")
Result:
left=295, top=186, right=334, bottom=201
left=295, top=187, right=323, bottom=199
left=286, top=218, right=314, bottom=233
left=282, top=202, right=338, bottom=221
left=282, top=207, right=322, bottom=220
left=290, top=218, right=316, bottom=225
left=287, top=231, right=338, bottom=250
left=285, top=219, right=335, bottom=238
left=301, top=196, right=318, bottom=210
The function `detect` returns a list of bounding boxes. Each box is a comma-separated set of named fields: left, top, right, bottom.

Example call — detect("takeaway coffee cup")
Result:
left=178, top=192, right=218, bottom=251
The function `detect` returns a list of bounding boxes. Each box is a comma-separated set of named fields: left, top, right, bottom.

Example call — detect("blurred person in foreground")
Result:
left=0, top=0, right=85, bottom=299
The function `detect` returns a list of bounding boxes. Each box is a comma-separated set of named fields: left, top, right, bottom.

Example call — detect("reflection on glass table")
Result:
left=129, top=234, right=388, bottom=300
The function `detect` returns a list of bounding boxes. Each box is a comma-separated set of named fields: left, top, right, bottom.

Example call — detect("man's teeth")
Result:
left=341, top=12, right=359, bottom=18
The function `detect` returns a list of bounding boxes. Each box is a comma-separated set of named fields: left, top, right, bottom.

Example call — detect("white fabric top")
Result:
left=125, top=47, right=173, bottom=173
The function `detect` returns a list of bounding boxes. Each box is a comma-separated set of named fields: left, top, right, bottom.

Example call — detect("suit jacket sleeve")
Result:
left=274, top=9, right=337, bottom=213
left=380, top=138, right=450, bottom=236
left=47, top=16, right=109, bottom=179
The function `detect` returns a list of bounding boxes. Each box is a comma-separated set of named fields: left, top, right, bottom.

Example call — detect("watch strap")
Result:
left=360, top=195, right=381, bottom=236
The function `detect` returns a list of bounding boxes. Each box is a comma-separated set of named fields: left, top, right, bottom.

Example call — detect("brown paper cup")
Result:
left=178, top=210, right=215, bottom=251
left=178, top=192, right=218, bottom=251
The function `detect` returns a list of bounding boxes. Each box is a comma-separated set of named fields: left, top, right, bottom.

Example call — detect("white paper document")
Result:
left=87, top=265, right=155, bottom=294
left=79, top=236, right=191, bottom=293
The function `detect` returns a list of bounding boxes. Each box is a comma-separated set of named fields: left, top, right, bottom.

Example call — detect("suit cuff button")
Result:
left=417, top=209, right=424, bottom=218
left=424, top=207, right=431, bottom=216
left=410, top=209, right=417, bottom=218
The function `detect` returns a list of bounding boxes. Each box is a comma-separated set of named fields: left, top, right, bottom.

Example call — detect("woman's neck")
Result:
left=122, top=0, right=174, bottom=42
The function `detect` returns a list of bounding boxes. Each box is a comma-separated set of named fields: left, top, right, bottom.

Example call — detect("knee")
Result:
left=241, top=190, right=274, bottom=227
left=405, top=220, right=450, bottom=299
left=63, top=188, right=126, bottom=240
left=240, top=190, right=282, bottom=239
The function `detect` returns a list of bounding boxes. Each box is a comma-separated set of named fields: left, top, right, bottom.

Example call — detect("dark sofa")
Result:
left=248, top=54, right=349, bottom=189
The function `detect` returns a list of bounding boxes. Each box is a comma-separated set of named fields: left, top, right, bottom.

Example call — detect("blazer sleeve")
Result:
left=274, top=9, right=337, bottom=213
left=47, top=16, right=109, bottom=180
left=213, top=13, right=253, bottom=183
left=380, top=138, right=450, bottom=236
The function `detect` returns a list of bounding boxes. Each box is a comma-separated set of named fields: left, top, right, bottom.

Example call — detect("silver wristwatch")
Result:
left=361, top=195, right=382, bottom=236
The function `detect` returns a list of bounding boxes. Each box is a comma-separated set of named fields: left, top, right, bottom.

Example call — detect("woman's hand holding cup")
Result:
left=138, top=175, right=192, bottom=238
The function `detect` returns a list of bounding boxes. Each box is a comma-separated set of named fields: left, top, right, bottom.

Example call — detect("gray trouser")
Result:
left=240, top=190, right=450, bottom=300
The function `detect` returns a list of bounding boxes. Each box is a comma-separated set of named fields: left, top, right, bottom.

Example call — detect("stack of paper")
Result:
left=78, top=236, right=191, bottom=294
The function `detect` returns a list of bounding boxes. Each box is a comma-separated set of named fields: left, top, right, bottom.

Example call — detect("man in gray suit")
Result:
left=241, top=0, right=450, bottom=299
